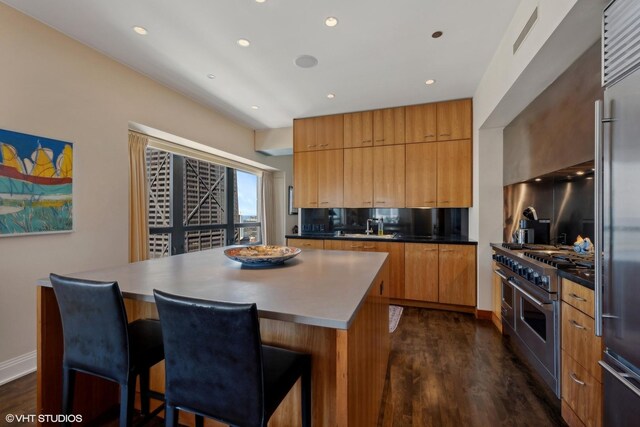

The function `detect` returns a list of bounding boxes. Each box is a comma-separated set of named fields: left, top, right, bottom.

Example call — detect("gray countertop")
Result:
left=37, top=247, right=388, bottom=330
left=286, top=233, right=477, bottom=245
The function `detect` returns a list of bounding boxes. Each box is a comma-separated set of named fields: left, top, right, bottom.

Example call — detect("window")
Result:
left=146, top=147, right=261, bottom=258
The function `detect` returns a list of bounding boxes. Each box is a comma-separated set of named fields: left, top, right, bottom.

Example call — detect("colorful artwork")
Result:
left=0, top=129, right=73, bottom=236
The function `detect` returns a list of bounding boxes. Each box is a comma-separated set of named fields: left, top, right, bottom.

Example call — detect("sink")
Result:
left=340, top=233, right=396, bottom=239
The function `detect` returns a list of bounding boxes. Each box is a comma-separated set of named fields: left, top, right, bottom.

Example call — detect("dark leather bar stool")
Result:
left=153, top=289, right=312, bottom=427
left=50, top=273, right=165, bottom=426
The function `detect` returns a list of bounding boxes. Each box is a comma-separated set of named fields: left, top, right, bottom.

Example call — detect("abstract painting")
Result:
left=0, top=129, right=73, bottom=236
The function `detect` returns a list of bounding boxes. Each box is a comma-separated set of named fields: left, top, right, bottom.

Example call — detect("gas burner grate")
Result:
left=523, top=251, right=595, bottom=269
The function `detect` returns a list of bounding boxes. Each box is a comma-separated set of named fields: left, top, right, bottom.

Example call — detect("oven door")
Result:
left=511, top=277, right=558, bottom=377
left=495, top=268, right=515, bottom=331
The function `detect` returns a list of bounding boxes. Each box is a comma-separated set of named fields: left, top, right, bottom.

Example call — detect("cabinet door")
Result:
left=374, top=107, right=405, bottom=146
left=293, top=117, right=317, bottom=152
left=405, top=103, right=437, bottom=143
left=438, top=245, right=476, bottom=307
left=293, top=151, right=318, bottom=208
left=436, top=99, right=471, bottom=141
left=325, top=240, right=365, bottom=251
left=317, top=149, right=343, bottom=207
left=373, top=145, right=405, bottom=207
left=405, top=142, right=437, bottom=207
left=365, top=242, right=405, bottom=299
left=437, top=139, right=472, bottom=207
left=344, top=148, right=374, bottom=208
left=316, top=114, right=344, bottom=150
left=287, top=238, right=324, bottom=250
left=344, top=111, right=373, bottom=148
left=404, top=243, right=439, bottom=302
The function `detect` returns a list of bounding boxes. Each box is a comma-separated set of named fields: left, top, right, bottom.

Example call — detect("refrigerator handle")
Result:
left=594, top=100, right=604, bottom=337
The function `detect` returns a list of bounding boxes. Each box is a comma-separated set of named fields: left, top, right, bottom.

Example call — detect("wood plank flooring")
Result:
left=0, top=308, right=563, bottom=426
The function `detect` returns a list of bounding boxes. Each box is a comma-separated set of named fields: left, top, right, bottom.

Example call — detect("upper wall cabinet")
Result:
left=405, top=103, right=437, bottom=143
left=436, top=99, right=472, bottom=141
left=437, top=140, right=472, bottom=207
left=293, top=114, right=344, bottom=152
left=344, top=111, right=373, bottom=148
left=373, top=107, right=405, bottom=146
left=293, top=149, right=343, bottom=208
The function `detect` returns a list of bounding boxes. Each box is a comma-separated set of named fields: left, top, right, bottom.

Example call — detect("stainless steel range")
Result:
left=491, top=243, right=594, bottom=398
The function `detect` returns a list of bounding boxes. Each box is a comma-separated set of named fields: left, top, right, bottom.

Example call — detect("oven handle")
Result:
left=494, top=269, right=508, bottom=281
left=508, top=279, right=552, bottom=309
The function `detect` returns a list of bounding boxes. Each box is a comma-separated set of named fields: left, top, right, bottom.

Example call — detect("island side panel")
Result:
left=336, top=258, right=391, bottom=427
left=36, top=287, right=119, bottom=426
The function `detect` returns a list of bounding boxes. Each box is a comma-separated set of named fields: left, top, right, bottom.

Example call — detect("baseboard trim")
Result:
left=475, top=309, right=493, bottom=320
left=0, top=350, right=37, bottom=386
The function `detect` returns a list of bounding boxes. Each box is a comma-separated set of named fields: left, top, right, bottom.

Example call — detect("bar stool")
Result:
left=153, top=289, right=312, bottom=427
left=50, top=273, right=165, bottom=426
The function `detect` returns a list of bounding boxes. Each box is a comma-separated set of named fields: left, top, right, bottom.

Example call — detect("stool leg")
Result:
left=165, top=405, right=179, bottom=427
left=119, top=380, right=136, bottom=427
left=195, top=414, right=204, bottom=427
left=61, top=367, right=76, bottom=422
left=139, top=369, right=151, bottom=416
left=301, top=364, right=312, bottom=427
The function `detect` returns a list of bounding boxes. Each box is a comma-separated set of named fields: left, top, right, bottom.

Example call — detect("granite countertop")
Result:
left=557, top=268, right=595, bottom=290
left=37, top=247, right=388, bottom=330
left=286, top=233, right=477, bottom=245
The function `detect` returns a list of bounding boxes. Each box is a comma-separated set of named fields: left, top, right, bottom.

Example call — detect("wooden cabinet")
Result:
left=293, top=114, right=344, bottom=152
left=405, top=103, right=437, bottom=143
left=324, top=240, right=404, bottom=299
left=287, top=238, right=324, bottom=249
left=293, top=151, right=318, bottom=207
left=343, top=148, right=373, bottom=208
left=437, top=139, right=472, bottom=207
left=373, top=107, right=405, bottom=146
left=561, top=279, right=603, bottom=427
left=344, top=111, right=373, bottom=148
left=293, top=149, right=343, bottom=208
left=438, top=245, right=476, bottom=306
left=404, top=243, right=439, bottom=302
left=405, top=142, right=437, bottom=207
left=373, top=145, right=405, bottom=207
left=436, top=99, right=472, bottom=141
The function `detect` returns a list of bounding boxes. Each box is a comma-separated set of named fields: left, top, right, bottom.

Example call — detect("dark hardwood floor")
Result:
left=0, top=308, right=563, bottom=426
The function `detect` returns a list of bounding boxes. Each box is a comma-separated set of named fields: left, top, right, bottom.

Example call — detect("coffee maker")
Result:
left=514, top=206, right=551, bottom=244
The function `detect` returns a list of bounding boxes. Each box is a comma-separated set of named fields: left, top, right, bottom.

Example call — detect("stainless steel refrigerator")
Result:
left=595, top=1, right=640, bottom=425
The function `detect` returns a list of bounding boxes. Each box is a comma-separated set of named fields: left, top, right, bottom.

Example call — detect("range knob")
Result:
left=533, top=273, right=541, bottom=286
left=526, top=268, right=534, bottom=281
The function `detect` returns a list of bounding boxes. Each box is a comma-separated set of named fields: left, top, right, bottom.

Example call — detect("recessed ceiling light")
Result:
left=295, top=55, right=318, bottom=68
left=207, top=74, right=215, bottom=79
left=237, top=39, right=251, bottom=47
left=133, top=26, right=148, bottom=35
left=534, top=178, right=542, bottom=182
left=327, top=93, right=335, bottom=99
left=251, top=105, right=260, bottom=110
left=425, top=79, right=436, bottom=85
left=432, top=31, right=443, bottom=38
left=255, top=0, right=266, bottom=3
left=325, top=17, right=338, bottom=27
left=576, top=171, right=585, bottom=175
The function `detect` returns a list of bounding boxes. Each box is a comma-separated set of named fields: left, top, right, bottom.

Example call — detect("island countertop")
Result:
left=38, top=247, right=388, bottom=330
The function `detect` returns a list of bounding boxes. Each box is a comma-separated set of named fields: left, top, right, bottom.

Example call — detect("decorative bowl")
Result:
left=224, top=245, right=302, bottom=267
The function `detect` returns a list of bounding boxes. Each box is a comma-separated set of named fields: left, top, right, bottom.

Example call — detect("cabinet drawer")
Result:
left=562, top=279, right=595, bottom=317
left=562, top=351, right=602, bottom=427
left=562, top=303, right=603, bottom=381
left=286, top=238, right=324, bottom=250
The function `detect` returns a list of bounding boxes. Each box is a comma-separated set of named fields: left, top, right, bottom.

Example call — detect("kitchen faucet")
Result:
left=366, top=218, right=377, bottom=235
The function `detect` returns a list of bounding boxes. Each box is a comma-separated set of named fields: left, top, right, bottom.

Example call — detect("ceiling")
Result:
left=3, top=0, right=520, bottom=130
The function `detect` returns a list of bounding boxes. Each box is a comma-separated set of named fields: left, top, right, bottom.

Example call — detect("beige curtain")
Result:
left=128, top=132, right=150, bottom=262
left=261, top=171, right=277, bottom=245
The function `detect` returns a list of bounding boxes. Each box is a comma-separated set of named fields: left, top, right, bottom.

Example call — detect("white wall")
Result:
left=471, top=0, right=603, bottom=309
left=0, top=3, right=292, bottom=377
left=255, top=127, right=293, bottom=156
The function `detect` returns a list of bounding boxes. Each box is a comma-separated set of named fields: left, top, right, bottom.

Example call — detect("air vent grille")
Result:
left=513, top=7, right=538, bottom=54
left=603, top=0, right=640, bottom=86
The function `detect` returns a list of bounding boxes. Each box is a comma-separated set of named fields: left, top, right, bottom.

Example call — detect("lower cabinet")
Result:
left=404, top=243, right=476, bottom=307
left=324, top=240, right=404, bottom=299
left=286, top=238, right=324, bottom=250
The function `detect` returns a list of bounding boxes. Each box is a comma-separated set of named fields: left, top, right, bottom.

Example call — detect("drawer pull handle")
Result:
left=375, top=201, right=386, bottom=204
left=570, top=320, right=586, bottom=330
left=569, top=293, right=587, bottom=302
left=376, top=139, right=385, bottom=142
left=363, top=140, right=372, bottom=143
left=570, top=372, right=585, bottom=386
left=320, top=201, right=329, bottom=204
left=425, top=134, right=435, bottom=138
left=319, top=144, right=329, bottom=147
left=307, top=144, right=317, bottom=148
left=363, top=201, right=372, bottom=204
left=440, top=133, right=451, bottom=136
left=350, top=245, right=362, bottom=248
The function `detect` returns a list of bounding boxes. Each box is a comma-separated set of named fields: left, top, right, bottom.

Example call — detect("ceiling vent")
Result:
left=513, top=7, right=538, bottom=54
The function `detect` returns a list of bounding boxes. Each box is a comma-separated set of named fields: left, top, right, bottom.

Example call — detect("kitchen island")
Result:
left=36, top=247, right=390, bottom=426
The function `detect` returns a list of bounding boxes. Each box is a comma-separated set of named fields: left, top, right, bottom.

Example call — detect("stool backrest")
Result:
left=153, top=290, right=265, bottom=426
left=50, top=273, right=130, bottom=383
